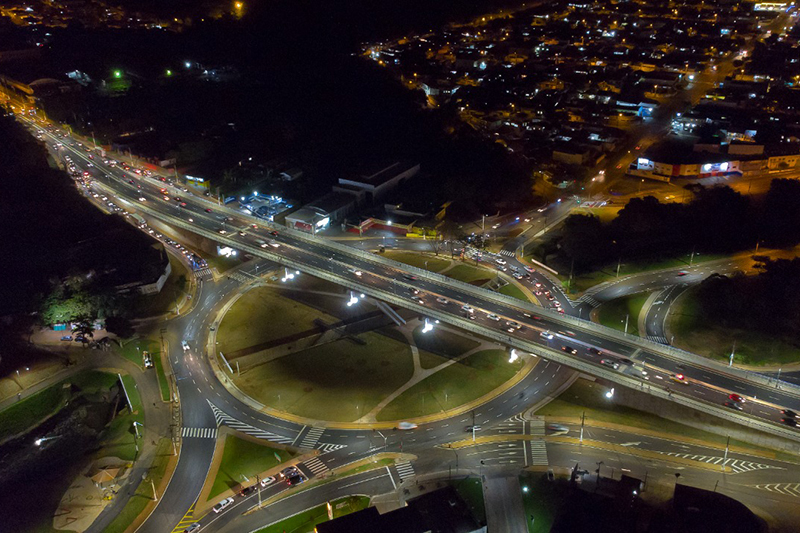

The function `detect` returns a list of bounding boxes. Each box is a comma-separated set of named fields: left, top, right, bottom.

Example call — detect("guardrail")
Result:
left=121, top=198, right=800, bottom=444
left=108, top=178, right=800, bottom=398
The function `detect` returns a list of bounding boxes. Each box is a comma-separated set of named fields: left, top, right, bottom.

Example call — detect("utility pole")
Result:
left=256, top=474, right=262, bottom=506
left=729, top=341, right=736, bottom=367
left=624, top=314, right=629, bottom=334
left=616, top=257, right=621, bottom=278
left=580, top=411, right=585, bottom=443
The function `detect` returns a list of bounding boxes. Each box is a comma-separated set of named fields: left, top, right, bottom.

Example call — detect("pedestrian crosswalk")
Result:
left=182, top=427, right=218, bottom=439
left=528, top=418, right=546, bottom=437
left=646, top=335, right=669, bottom=344
left=658, top=452, right=784, bottom=474
left=752, top=483, right=800, bottom=497
left=395, top=460, right=415, bottom=481
left=194, top=267, right=212, bottom=279
left=499, top=250, right=515, bottom=257
left=207, top=400, right=296, bottom=445
left=228, top=271, right=252, bottom=284
left=303, top=457, right=329, bottom=477
left=528, top=440, right=548, bottom=466
left=577, top=294, right=601, bottom=307
left=299, top=427, right=325, bottom=449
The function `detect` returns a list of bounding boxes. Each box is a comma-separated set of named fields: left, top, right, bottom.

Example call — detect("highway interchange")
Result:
left=20, top=118, right=800, bottom=532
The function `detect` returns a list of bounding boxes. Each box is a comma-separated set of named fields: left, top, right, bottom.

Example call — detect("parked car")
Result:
left=286, top=474, right=307, bottom=486
left=142, top=351, right=154, bottom=369
left=260, top=476, right=276, bottom=487
left=60, top=335, right=73, bottom=341
left=212, top=497, right=234, bottom=513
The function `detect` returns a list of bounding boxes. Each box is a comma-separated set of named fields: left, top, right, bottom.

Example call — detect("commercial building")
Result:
left=283, top=191, right=355, bottom=234
left=335, top=161, right=420, bottom=204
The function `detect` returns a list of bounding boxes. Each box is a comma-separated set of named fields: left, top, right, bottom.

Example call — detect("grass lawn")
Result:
left=453, top=477, right=486, bottom=525
left=129, top=254, right=189, bottom=318
left=0, top=385, right=67, bottom=440
left=102, top=438, right=173, bottom=533
left=595, top=292, right=651, bottom=337
left=412, top=326, right=480, bottom=360
left=499, top=282, right=531, bottom=302
left=209, top=435, right=298, bottom=499
left=255, top=496, right=370, bottom=533
left=536, top=378, right=790, bottom=458
left=217, top=286, right=336, bottom=355
left=376, top=349, right=522, bottom=421
left=119, top=338, right=169, bottom=401
left=233, top=330, right=414, bottom=422
left=445, top=264, right=492, bottom=285
left=669, top=287, right=800, bottom=366
left=383, top=251, right=451, bottom=272
left=519, top=475, right=565, bottom=533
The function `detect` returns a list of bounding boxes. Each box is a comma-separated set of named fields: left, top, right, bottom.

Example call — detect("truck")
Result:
left=130, top=213, right=147, bottom=228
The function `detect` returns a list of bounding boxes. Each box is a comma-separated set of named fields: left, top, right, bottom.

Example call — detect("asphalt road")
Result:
left=24, top=120, right=800, bottom=533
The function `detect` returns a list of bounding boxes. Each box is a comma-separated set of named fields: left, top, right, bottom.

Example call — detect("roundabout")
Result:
left=209, top=274, right=536, bottom=426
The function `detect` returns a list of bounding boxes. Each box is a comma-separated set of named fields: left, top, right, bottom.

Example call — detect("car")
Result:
left=561, top=346, right=578, bottom=355
left=781, top=409, right=797, bottom=418
left=436, top=297, right=449, bottom=304
left=540, top=331, right=554, bottom=340
left=396, top=421, right=418, bottom=430
left=182, top=340, right=190, bottom=351
left=487, top=313, right=501, bottom=321
left=524, top=266, right=535, bottom=273
left=465, top=425, right=482, bottom=432
left=553, top=301, right=562, bottom=308
left=205, top=208, right=213, bottom=212
left=547, top=423, right=569, bottom=433
left=403, top=274, right=418, bottom=281
left=279, top=466, right=299, bottom=479
left=184, top=524, right=201, bottom=533
left=496, top=265, right=507, bottom=272
left=238, top=485, right=256, bottom=497
left=677, top=270, right=689, bottom=277
left=410, top=295, right=424, bottom=304
left=348, top=268, right=363, bottom=276
left=781, top=418, right=798, bottom=427
left=60, top=335, right=73, bottom=341
left=670, top=373, right=690, bottom=385
left=163, top=196, right=170, bottom=201
left=179, top=202, right=187, bottom=207
left=461, top=304, right=474, bottom=313
left=260, top=476, right=276, bottom=487
left=128, top=179, right=135, bottom=185
left=723, top=400, right=743, bottom=411
left=728, top=393, right=745, bottom=403
left=506, top=321, right=522, bottom=329
left=270, top=230, right=279, bottom=237
left=495, top=258, right=507, bottom=265
left=142, top=351, right=153, bottom=368
left=600, top=359, right=620, bottom=370
left=138, top=197, right=147, bottom=202
left=286, top=474, right=306, bottom=486
left=212, top=497, right=234, bottom=513
left=174, top=197, right=181, bottom=202
left=465, top=312, right=476, bottom=320
left=217, top=228, right=227, bottom=235
left=238, top=230, right=246, bottom=236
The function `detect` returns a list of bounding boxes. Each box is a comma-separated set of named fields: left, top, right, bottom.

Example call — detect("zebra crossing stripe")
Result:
left=754, top=483, right=800, bottom=497
left=303, top=457, right=329, bottom=477
left=300, top=427, right=325, bottom=449
left=317, top=443, right=347, bottom=454
left=529, top=440, right=548, bottom=466
left=194, top=267, right=212, bottom=279
left=500, top=250, right=515, bottom=257
left=206, top=400, right=296, bottom=444
left=647, top=335, right=669, bottom=344
left=579, top=295, right=601, bottom=307
left=658, top=452, right=784, bottom=474
left=396, top=460, right=415, bottom=481
left=528, top=419, right=546, bottom=436
left=181, top=427, right=217, bottom=439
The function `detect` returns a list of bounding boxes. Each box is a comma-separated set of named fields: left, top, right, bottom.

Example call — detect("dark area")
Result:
left=0, top=379, right=123, bottom=532
left=556, top=180, right=800, bottom=272
left=694, top=258, right=800, bottom=341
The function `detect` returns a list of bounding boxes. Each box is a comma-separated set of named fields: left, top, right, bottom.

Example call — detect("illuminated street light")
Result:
left=166, top=69, right=172, bottom=77
left=509, top=349, right=519, bottom=363
left=346, top=292, right=359, bottom=307
left=113, top=70, right=122, bottom=78
left=605, top=388, right=615, bottom=399
left=422, top=318, right=434, bottom=333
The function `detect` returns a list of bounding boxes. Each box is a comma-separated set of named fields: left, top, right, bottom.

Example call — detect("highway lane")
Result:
left=41, top=125, right=800, bottom=432
left=26, top=122, right=800, bottom=532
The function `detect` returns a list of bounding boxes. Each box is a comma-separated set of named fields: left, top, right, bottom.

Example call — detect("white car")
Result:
left=396, top=421, right=418, bottom=430
left=181, top=340, right=190, bottom=351
left=212, top=497, right=234, bottom=513
left=260, top=476, right=276, bottom=487
left=487, top=313, right=501, bottom=321
left=436, top=297, right=449, bottom=304
left=495, top=258, right=507, bottom=265
left=461, top=304, right=474, bottom=313
left=138, top=197, right=147, bottom=202
left=540, top=331, right=554, bottom=340
left=348, top=268, right=363, bottom=276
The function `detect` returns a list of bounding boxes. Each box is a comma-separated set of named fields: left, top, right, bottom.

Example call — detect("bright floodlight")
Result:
left=347, top=292, right=359, bottom=307
left=422, top=319, right=434, bottom=333
left=35, top=438, right=43, bottom=446
left=605, top=387, right=615, bottom=399
left=509, top=349, right=519, bottom=363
